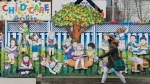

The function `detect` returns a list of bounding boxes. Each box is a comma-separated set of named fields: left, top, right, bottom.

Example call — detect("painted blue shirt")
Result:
left=63, top=45, right=69, bottom=60
left=63, top=45, right=75, bottom=59
left=127, top=42, right=138, bottom=48
left=116, top=32, right=126, bottom=40
left=101, top=41, right=109, bottom=47
left=67, top=46, right=75, bottom=59
left=48, top=37, right=55, bottom=48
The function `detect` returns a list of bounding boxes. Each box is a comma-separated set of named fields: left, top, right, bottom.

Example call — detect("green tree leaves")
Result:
left=51, top=4, right=104, bottom=28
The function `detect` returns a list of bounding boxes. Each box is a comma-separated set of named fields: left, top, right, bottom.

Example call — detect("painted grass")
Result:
left=0, top=47, right=150, bottom=77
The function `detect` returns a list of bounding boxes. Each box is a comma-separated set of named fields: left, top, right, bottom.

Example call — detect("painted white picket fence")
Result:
left=4, top=21, right=150, bottom=50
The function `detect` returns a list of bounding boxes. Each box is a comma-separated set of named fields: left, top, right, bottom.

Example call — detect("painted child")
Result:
left=47, top=31, right=56, bottom=57
left=130, top=56, right=149, bottom=72
left=41, top=55, right=58, bottom=75
left=19, top=23, right=31, bottom=44
left=135, top=36, right=149, bottom=55
left=116, top=26, right=128, bottom=56
left=72, top=43, right=86, bottom=69
left=100, top=33, right=109, bottom=51
left=127, top=35, right=140, bottom=53
left=3, top=62, right=11, bottom=76
left=31, top=33, right=42, bottom=60
left=98, top=57, right=108, bottom=74
left=98, top=33, right=109, bottom=74
left=6, top=38, right=18, bottom=64
left=0, top=32, right=2, bottom=48
left=86, top=43, right=98, bottom=67
left=63, top=39, right=72, bottom=67
left=66, top=39, right=78, bottom=67
left=19, top=54, right=33, bottom=75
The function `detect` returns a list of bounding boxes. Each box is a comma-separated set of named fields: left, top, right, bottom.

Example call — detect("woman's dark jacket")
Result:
left=99, top=46, right=120, bottom=68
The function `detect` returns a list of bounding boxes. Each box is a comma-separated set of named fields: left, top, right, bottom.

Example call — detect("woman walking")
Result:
left=99, top=34, right=126, bottom=84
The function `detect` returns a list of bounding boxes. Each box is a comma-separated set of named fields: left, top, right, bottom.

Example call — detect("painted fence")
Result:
left=1, top=21, right=150, bottom=77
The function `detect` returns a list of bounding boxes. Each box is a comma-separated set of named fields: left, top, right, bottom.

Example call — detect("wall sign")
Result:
left=0, top=1, right=51, bottom=21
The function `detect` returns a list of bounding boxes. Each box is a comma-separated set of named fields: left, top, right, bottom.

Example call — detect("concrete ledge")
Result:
left=36, top=77, right=150, bottom=84
left=0, top=78, right=36, bottom=84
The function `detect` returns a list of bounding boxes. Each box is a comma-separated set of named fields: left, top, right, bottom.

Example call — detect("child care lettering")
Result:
left=1, top=3, right=49, bottom=14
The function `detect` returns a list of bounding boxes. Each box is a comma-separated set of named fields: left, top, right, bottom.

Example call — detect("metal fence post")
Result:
left=93, top=24, right=96, bottom=49
left=5, top=21, right=7, bottom=47
left=48, top=21, right=51, bottom=31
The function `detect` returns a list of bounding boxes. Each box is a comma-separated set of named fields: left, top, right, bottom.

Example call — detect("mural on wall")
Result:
left=0, top=1, right=51, bottom=21
left=1, top=2, right=150, bottom=78
left=51, top=4, right=104, bottom=41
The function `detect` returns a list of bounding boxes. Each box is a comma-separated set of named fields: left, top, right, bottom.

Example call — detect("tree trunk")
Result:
left=70, top=24, right=81, bottom=42
left=65, top=24, right=87, bottom=42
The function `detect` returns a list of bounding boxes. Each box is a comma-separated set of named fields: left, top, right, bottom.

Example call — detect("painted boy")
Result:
left=18, top=54, right=33, bottom=75
left=127, top=35, right=139, bottom=53
left=41, top=55, right=58, bottom=75
left=63, top=39, right=72, bottom=67
left=19, top=23, right=31, bottom=44
left=135, top=36, right=149, bottom=55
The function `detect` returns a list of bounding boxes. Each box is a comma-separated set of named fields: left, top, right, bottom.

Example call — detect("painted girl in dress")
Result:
left=6, top=38, right=18, bottom=64
left=31, top=33, right=42, bottom=60
left=98, top=33, right=109, bottom=74
left=47, top=31, right=56, bottom=57
left=116, top=26, right=128, bottom=56
left=72, top=43, right=86, bottom=69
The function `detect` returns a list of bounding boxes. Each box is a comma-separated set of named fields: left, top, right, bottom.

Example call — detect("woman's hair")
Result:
left=10, top=38, right=18, bottom=46
left=71, top=39, right=78, bottom=43
left=108, top=36, right=119, bottom=48
left=88, top=43, right=95, bottom=49
left=31, top=33, right=38, bottom=40
left=117, top=28, right=125, bottom=34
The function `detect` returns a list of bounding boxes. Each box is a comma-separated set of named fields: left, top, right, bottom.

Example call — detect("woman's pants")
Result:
left=101, top=67, right=126, bottom=83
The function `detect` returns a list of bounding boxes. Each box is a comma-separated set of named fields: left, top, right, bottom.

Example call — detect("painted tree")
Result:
left=51, top=4, right=104, bottom=41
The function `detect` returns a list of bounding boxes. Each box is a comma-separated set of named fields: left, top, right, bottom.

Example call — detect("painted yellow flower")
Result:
left=21, top=13, right=24, bottom=17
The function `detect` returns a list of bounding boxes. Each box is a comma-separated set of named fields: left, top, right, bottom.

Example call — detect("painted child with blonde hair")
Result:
left=63, top=39, right=72, bottom=67
left=47, top=31, right=56, bottom=57
left=72, top=43, right=86, bottom=69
